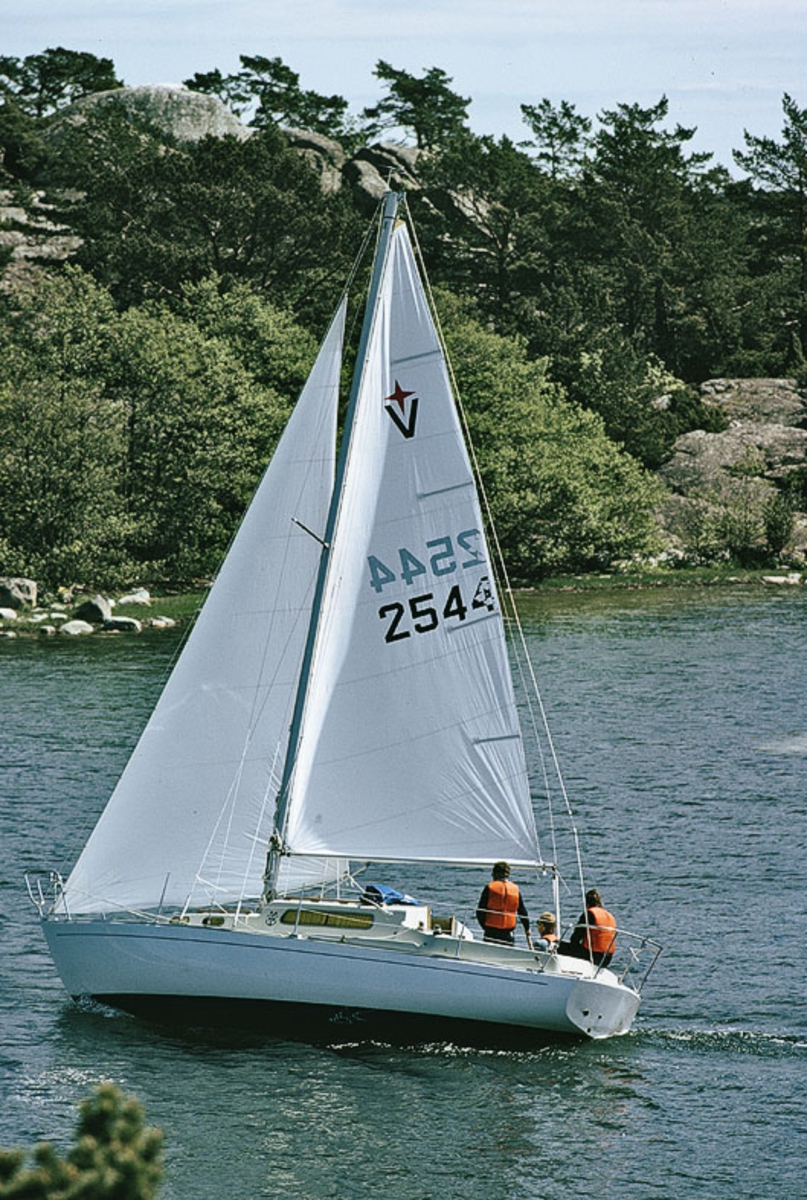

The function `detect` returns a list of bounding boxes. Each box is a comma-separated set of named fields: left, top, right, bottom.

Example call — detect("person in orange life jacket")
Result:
left=565, top=888, right=617, bottom=966
left=476, top=861, right=533, bottom=948
left=534, top=911, right=558, bottom=949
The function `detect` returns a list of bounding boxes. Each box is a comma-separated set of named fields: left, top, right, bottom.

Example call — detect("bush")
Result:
left=0, top=1083, right=164, bottom=1199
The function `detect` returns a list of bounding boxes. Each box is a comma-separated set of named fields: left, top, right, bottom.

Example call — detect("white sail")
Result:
left=60, top=302, right=346, bottom=914
left=284, top=225, right=539, bottom=866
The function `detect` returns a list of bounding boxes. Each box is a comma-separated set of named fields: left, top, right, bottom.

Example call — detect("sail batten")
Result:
left=417, top=480, right=474, bottom=499
left=392, top=349, right=442, bottom=366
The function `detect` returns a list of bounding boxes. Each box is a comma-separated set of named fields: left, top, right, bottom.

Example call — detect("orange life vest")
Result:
left=581, top=906, right=617, bottom=954
left=484, top=879, right=519, bottom=930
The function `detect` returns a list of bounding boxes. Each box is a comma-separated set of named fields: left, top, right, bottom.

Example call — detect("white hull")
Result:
left=42, top=906, right=640, bottom=1040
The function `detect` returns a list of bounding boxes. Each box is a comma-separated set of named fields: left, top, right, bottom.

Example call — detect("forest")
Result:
left=1, top=47, right=807, bottom=589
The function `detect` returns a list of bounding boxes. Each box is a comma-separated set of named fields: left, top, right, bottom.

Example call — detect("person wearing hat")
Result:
left=476, top=861, right=533, bottom=948
left=534, top=911, right=558, bottom=949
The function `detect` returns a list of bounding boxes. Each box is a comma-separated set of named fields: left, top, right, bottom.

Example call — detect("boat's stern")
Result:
left=565, top=975, right=641, bottom=1038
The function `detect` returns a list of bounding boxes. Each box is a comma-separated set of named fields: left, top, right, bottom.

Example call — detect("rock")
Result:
left=284, top=128, right=345, bottom=194
left=52, top=85, right=251, bottom=145
left=343, top=143, right=422, bottom=213
left=0, top=608, right=18, bottom=620
left=58, top=619, right=95, bottom=636
left=662, top=379, right=807, bottom=495
left=660, top=423, right=807, bottom=493
left=149, top=616, right=177, bottom=629
left=0, top=577, right=37, bottom=609
left=104, top=616, right=143, bottom=633
left=700, top=378, right=806, bottom=427
left=74, top=595, right=112, bottom=623
left=118, top=588, right=151, bottom=606
left=0, top=191, right=83, bottom=291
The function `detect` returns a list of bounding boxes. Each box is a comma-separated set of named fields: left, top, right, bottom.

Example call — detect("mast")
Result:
left=264, top=191, right=402, bottom=897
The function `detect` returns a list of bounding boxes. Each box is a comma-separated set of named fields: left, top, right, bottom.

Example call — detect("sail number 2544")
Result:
left=368, top=531, right=491, bottom=644
left=367, top=530, right=483, bottom=594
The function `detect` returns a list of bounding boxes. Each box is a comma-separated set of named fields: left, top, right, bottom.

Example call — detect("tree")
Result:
left=0, top=1082, right=163, bottom=1198
left=439, top=290, right=664, bottom=577
left=0, top=270, right=134, bottom=588
left=520, top=98, right=591, bottom=179
left=106, top=298, right=300, bottom=581
left=361, top=61, right=470, bottom=149
left=415, top=132, right=551, bottom=320
left=764, top=490, right=795, bottom=557
left=185, top=54, right=351, bottom=139
left=0, top=98, right=51, bottom=182
left=51, top=112, right=362, bottom=318
left=0, top=47, right=121, bottom=118
left=0, top=264, right=321, bottom=587
left=734, top=93, right=807, bottom=362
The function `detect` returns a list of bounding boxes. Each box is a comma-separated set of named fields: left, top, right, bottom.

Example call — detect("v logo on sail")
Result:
left=384, top=380, right=419, bottom=439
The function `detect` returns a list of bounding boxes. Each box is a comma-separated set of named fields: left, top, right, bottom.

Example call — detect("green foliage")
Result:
left=734, top=93, right=807, bottom=361
left=0, top=267, right=317, bottom=587
left=764, top=490, right=795, bottom=555
left=439, top=292, right=664, bottom=577
left=50, top=114, right=361, bottom=317
left=0, top=1082, right=163, bottom=1198
left=0, top=48, right=121, bottom=118
left=0, top=271, right=135, bottom=587
left=185, top=54, right=351, bottom=140
left=0, top=100, right=52, bottom=183
left=520, top=98, right=591, bottom=179
left=662, top=450, right=775, bottom=566
left=565, top=340, right=727, bottom=467
left=3, top=45, right=807, bottom=582
left=108, top=300, right=293, bottom=580
left=414, top=130, right=552, bottom=325
left=362, top=61, right=470, bottom=149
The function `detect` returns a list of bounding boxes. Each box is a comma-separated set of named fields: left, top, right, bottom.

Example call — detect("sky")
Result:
left=4, top=0, right=807, bottom=173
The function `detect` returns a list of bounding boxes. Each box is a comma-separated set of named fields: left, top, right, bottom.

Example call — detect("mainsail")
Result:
left=283, top=221, right=539, bottom=866
left=59, top=303, right=346, bottom=914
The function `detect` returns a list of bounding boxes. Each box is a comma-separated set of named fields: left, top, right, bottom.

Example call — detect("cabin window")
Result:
left=279, top=909, right=374, bottom=930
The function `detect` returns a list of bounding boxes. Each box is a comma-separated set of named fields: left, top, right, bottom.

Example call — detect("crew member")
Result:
left=567, top=888, right=617, bottom=966
left=534, top=911, right=558, bottom=948
left=476, top=861, right=533, bottom=948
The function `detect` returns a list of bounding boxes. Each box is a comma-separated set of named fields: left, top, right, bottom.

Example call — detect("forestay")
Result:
left=284, top=224, right=540, bottom=867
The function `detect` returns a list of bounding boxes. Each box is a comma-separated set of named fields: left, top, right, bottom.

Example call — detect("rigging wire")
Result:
left=401, top=193, right=589, bottom=915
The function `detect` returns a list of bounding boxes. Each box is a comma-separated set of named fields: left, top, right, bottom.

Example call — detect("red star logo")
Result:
left=385, top=380, right=415, bottom=411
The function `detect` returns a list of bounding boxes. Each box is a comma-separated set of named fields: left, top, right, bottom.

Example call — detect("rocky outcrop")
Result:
left=52, top=84, right=252, bottom=144
left=1, top=86, right=423, bottom=284
left=658, top=378, right=807, bottom=560
left=0, top=191, right=83, bottom=291
left=283, top=128, right=346, bottom=194
left=660, top=379, right=807, bottom=493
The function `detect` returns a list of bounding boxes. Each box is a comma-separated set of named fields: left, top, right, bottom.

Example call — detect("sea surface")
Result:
left=1, top=584, right=805, bottom=1199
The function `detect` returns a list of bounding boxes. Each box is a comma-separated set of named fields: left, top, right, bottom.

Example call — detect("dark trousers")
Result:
left=482, top=927, right=515, bottom=945
left=559, top=941, right=613, bottom=967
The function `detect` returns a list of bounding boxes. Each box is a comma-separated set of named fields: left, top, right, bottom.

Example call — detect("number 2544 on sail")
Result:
left=379, top=579, right=495, bottom=644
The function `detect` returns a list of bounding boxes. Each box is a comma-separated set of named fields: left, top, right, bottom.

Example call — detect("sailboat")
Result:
left=30, top=193, right=659, bottom=1041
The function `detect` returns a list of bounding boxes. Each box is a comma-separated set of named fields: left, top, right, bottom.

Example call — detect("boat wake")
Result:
left=641, top=1026, right=807, bottom=1057
left=755, top=732, right=807, bottom=755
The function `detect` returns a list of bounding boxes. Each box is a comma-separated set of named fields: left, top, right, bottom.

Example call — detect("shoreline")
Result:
left=1, top=567, right=803, bottom=640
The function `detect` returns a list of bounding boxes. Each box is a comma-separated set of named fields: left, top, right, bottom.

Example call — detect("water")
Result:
left=1, top=586, right=805, bottom=1199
